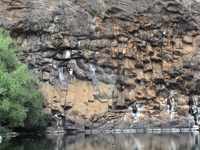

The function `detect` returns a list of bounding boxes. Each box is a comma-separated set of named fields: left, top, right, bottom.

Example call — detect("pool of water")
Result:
left=0, top=132, right=200, bottom=150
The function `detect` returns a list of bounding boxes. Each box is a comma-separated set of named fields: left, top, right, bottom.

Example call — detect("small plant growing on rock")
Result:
left=137, top=0, right=140, bottom=6
left=145, top=125, right=153, bottom=130
left=159, top=5, right=163, bottom=11
left=176, top=93, right=180, bottom=100
left=138, top=51, right=143, bottom=59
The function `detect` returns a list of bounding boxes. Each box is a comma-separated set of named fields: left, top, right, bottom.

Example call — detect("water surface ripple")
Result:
left=0, top=132, right=200, bottom=150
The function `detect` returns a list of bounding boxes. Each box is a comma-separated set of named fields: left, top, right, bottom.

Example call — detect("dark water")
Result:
left=0, top=132, right=200, bottom=150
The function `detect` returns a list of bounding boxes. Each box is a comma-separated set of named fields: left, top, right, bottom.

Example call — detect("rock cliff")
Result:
left=1, top=0, right=200, bottom=130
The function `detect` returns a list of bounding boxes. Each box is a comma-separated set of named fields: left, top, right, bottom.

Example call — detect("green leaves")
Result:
left=0, top=28, right=19, bottom=72
left=0, top=28, right=49, bottom=131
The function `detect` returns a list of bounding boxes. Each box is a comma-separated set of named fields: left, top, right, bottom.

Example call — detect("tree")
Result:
left=0, top=28, right=50, bottom=131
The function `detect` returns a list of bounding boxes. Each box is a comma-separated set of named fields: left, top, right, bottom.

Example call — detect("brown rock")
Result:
left=147, top=89, right=156, bottom=100
left=183, top=36, right=193, bottom=44
left=118, top=36, right=129, bottom=42
left=152, top=63, right=164, bottom=84
left=183, top=45, right=196, bottom=54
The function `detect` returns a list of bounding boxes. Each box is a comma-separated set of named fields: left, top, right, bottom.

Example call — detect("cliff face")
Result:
left=1, top=0, right=200, bottom=130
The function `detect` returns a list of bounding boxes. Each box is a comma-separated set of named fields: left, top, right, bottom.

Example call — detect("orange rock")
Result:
left=118, top=36, right=128, bottom=42
left=135, top=87, right=145, bottom=99
left=144, top=63, right=153, bottom=72
left=124, top=78, right=136, bottom=88
left=124, top=89, right=136, bottom=101
left=144, top=72, right=152, bottom=81
left=183, top=36, right=193, bottom=44
left=124, top=58, right=135, bottom=69
left=147, top=89, right=156, bottom=99
left=183, top=45, right=195, bottom=54
left=136, top=72, right=143, bottom=80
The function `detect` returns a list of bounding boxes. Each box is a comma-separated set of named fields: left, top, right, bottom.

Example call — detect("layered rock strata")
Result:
left=1, top=0, right=200, bottom=130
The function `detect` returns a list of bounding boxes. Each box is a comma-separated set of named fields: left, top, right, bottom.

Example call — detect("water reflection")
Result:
left=0, top=132, right=200, bottom=150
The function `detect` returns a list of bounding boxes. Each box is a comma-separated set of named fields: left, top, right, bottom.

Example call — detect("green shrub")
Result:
left=0, top=28, right=49, bottom=131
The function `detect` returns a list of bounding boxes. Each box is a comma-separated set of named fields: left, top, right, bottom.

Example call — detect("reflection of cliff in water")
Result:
left=1, top=133, right=200, bottom=150
left=50, top=133, right=200, bottom=150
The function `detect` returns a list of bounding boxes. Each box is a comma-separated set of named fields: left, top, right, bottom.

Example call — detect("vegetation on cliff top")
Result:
left=0, top=28, right=50, bottom=132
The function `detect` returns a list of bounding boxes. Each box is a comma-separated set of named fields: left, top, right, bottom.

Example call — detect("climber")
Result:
left=122, top=49, right=126, bottom=56
left=69, top=67, right=73, bottom=77
left=68, top=67, right=76, bottom=81
left=189, top=105, right=199, bottom=116
left=167, top=98, right=173, bottom=111
left=54, top=112, right=60, bottom=128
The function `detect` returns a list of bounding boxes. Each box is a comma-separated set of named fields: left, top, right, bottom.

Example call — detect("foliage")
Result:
left=0, top=29, right=20, bottom=71
left=0, top=28, right=49, bottom=132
